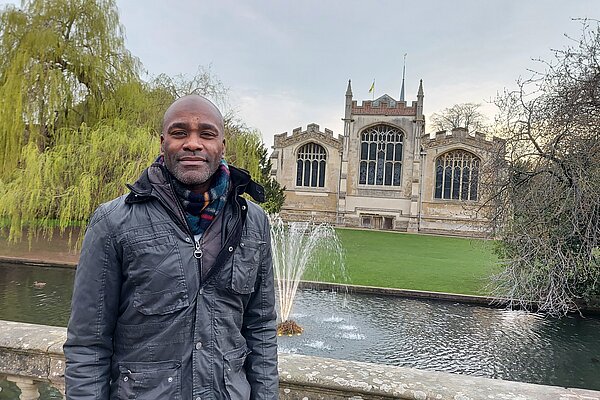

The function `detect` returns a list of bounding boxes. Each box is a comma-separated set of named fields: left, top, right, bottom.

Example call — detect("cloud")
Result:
left=231, top=87, right=344, bottom=149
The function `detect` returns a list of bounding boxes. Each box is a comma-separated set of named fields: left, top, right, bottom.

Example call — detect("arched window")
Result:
left=434, top=150, right=480, bottom=201
left=296, top=143, right=326, bottom=187
left=359, top=125, right=403, bottom=186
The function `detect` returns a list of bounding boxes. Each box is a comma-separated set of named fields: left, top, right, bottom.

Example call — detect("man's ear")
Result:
left=160, top=135, right=165, bottom=155
left=222, top=139, right=226, bottom=158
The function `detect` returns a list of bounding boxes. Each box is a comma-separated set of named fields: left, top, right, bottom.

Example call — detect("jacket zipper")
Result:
left=193, top=239, right=203, bottom=283
left=194, top=190, right=245, bottom=287
left=134, top=185, right=204, bottom=285
left=170, top=194, right=204, bottom=286
left=131, top=182, right=243, bottom=288
left=193, top=241, right=203, bottom=259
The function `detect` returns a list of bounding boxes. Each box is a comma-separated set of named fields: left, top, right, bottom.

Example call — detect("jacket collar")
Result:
left=126, top=162, right=265, bottom=204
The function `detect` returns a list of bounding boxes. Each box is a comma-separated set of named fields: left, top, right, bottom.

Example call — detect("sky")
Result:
left=2, top=1, right=599, bottom=148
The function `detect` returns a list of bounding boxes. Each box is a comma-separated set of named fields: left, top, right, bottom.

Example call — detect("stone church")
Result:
left=270, top=80, right=503, bottom=236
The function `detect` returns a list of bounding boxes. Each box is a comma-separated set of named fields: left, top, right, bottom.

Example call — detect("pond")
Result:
left=1, top=262, right=599, bottom=395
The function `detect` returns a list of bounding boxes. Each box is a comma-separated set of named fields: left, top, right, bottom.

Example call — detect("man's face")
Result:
left=161, top=97, right=226, bottom=192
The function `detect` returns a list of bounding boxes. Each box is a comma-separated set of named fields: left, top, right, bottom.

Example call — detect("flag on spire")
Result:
left=368, top=79, right=375, bottom=93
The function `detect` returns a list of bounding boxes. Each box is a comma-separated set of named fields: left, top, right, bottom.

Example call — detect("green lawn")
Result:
left=306, top=228, right=498, bottom=295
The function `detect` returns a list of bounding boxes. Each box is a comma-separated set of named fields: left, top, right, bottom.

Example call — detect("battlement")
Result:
left=288, top=123, right=334, bottom=136
left=352, top=94, right=417, bottom=116
left=423, top=128, right=505, bottom=151
left=426, top=128, right=484, bottom=141
left=274, top=123, right=340, bottom=149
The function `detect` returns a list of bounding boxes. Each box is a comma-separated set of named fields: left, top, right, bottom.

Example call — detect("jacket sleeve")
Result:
left=242, top=214, right=279, bottom=400
left=63, top=203, right=122, bottom=400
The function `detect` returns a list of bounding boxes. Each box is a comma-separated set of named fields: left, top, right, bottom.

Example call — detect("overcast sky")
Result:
left=3, top=1, right=599, bottom=148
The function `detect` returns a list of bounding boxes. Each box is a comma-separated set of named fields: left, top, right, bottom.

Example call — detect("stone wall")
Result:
left=418, top=129, right=504, bottom=236
left=272, top=124, right=342, bottom=223
left=1, top=320, right=599, bottom=399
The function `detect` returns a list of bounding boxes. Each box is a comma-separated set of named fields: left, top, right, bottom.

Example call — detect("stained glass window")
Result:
left=296, top=143, right=327, bottom=187
left=358, top=125, right=403, bottom=186
left=434, top=150, right=480, bottom=201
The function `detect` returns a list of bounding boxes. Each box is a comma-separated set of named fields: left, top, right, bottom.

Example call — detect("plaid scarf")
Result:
left=158, top=156, right=231, bottom=236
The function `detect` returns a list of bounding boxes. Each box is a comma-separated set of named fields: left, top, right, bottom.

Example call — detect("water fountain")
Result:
left=269, top=216, right=345, bottom=336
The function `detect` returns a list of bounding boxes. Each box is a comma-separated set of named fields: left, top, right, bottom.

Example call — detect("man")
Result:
left=64, top=95, right=279, bottom=400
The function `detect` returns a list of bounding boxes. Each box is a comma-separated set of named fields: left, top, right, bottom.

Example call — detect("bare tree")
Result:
left=430, top=102, right=488, bottom=132
left=486, top=20, right=600, bottom=316
left=152, top=65, right=229, bottom=110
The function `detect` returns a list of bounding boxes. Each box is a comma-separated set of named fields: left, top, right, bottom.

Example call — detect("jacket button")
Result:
left=123, top=377, right=128, bottom=382
left=228, top=246, right=234, bottom=252
left=241, top=205, right=246, bottom=210
left=195, top=342, right=203, bottom=350
left=185, top=237, right=191, bottom=243
left=196, top=397, right=202, bottom=400
left=168, top=377, right=173, bottom=382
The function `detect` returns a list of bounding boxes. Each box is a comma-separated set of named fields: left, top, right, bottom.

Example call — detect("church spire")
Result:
left=400, top=53, right=407, bottom=102
left=344, top=80, right=353, bottom=121
left=416, top=79, right=424, bottom=121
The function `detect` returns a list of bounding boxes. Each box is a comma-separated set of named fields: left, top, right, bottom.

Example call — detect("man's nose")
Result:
left=182, top=133, right=204, bottom=151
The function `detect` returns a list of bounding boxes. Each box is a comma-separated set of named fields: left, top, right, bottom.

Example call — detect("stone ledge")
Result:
left=1, top=320, right=599, bottom=399
left=0, top=321, right=66, bottom=384
left=279, top=353, right=600, bottom=400
left=0, top=256, right=76, bottom=268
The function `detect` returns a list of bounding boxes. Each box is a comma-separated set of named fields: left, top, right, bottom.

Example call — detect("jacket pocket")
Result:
left=223, top=345, right=252, bottom=400
left=117, top=360, right=181, bottom=400
left=230, top=239, right=264, bottom=294
left=126, top=233, right=190, bottom=315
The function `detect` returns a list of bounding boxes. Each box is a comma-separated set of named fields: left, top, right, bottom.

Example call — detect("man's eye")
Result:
left=171, top=131, right=186, bottom=137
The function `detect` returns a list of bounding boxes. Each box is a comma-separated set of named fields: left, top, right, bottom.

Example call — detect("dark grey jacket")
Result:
left=64, top=163, right=279, bottom=400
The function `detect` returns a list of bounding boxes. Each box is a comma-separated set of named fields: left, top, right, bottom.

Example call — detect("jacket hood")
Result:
left=126, top=162, right=265, bottom=204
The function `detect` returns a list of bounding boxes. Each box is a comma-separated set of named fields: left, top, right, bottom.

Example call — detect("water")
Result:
left=0, top=263, right=74, bottom=327
left=1, top=263, right=599, bottom=393
left=280, top=289, right=600, bottom=390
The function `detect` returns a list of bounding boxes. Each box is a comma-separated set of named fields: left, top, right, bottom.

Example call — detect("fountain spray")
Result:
left=269, top=216, right=346, bottom=336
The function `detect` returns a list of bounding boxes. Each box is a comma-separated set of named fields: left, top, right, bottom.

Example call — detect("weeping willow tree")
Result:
left=0, top=121, right=158, bottom=242
left=0, top=0, right=277, bottom=243
left=224, top=120, right=263, bottom=178
left=0, top=101, right=276, bottom=243
left=0, top=0, right=141, bottom=178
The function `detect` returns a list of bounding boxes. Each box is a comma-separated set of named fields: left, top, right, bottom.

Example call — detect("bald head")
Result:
left=160, top=94, right=226, bottom=193
left=162, top=95, right=224, bottom=134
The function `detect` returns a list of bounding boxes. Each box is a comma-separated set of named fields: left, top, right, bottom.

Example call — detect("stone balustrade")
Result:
left=1, top=320, right=599, bottom=400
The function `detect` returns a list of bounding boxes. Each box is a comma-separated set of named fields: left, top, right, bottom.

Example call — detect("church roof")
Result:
left=371, top=94, right=398, bottom=107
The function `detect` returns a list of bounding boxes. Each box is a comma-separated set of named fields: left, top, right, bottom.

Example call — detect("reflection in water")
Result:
left=1, top=263, right=599, bottom=392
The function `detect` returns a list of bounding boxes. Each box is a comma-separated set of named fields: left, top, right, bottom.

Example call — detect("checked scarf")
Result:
left=158, top=156, right=231, bottom=236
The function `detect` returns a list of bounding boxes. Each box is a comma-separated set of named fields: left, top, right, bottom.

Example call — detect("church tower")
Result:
left=335, top=78, right=424, bottom=230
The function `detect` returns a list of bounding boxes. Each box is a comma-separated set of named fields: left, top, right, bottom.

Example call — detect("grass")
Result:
left=1, top=219, right=499, bottom=296
left=304, top=228, right=498, bottom=296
